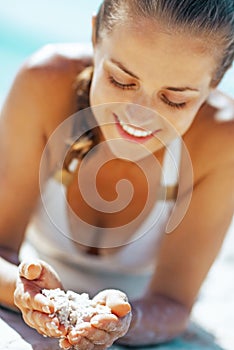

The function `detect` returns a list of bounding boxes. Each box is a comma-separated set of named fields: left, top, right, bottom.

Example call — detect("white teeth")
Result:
left=119, top=119, right=152, bottom=137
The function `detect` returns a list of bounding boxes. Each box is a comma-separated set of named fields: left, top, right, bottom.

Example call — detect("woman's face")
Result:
left=90, top=18, right=217, bottom=160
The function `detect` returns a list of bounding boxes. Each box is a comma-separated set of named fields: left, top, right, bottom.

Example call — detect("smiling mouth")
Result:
left=114, top=114, right=162, bottom=139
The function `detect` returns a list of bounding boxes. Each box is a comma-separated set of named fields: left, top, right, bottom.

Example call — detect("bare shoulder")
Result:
left=184, top=91, right=234, bottom=183
left=24, top=42, right=93, bottom=102
left=25, top=42, right=93, bottom=74
left=0, top=43, right=94, bottom=177
left=7, top=43, right=93, bottom=134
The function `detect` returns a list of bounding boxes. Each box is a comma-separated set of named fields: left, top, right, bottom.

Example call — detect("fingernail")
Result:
left=42, top=305, right=51, bottom=313
left=51, top=321, right=59, bottom=329
left=46, top=322, right=58, bottom=330
left=70, top=334, right=81, bottom=342
left=39, top=327, right=47, bottom=336
left=55, top=330, right=62, bottom=336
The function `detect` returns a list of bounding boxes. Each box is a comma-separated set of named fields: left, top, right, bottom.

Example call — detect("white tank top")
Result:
left=21, top=137, right=182, bottom=299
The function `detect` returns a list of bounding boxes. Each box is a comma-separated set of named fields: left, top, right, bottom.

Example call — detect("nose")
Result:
left=125, top=95, right=158, bottom=127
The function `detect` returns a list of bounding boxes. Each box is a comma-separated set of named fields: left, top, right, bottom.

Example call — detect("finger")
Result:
left=59, top=337, right=108, bottom=350
left=19, top=261, right=43, bottom=280
left=15, top=284, right=54, bottom=313
left=21, top=310, right=49, bottom=338
left=68, top=334, right=95, bottom=350
left=29, top=290, right=55, bottom=313
left=91, top=313, right=119, bottom=332
left=93, top=289, right=131, bottom=317
left=93, top=313, right=132, bottom=339
left=14, top=284, right=37, bottom=311
left=72, top=322, right=112, bottom=345
left=107, top=297, right=131, bottom=318
left=24, top=310, right=65, bottom=337
left=59, top=338, right=72, bottom=349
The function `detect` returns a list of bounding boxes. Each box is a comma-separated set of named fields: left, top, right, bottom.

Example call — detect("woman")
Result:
left=0, top=0, right=234, bottom=348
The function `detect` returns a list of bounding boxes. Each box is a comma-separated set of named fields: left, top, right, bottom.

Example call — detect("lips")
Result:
left=113, top=113, right=162, bottom=143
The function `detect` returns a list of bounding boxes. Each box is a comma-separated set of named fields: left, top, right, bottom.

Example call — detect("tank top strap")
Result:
left=158, top=137, right=182, bottom=200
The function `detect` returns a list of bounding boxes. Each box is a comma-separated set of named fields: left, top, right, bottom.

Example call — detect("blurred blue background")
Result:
left=0, top=0, right=233, bottom=106
left=0, top=0, right=101, bottom=105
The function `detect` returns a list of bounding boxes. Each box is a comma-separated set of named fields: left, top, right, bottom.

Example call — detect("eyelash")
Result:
left=161, top=94, right=186, bottom=110
left=108, top=76, right=136, bottom=90
left=108, top=76, right=187, bottom=110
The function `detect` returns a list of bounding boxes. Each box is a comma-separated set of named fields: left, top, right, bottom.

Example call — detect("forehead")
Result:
left=98, top=19, right=217, bottom=87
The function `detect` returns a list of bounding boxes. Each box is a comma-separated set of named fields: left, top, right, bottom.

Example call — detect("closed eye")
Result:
left=108, top=76, right=136, bottom=90
left=161, top=94, right=186, bottom=110
left=108, top=76, right=187, bottom=109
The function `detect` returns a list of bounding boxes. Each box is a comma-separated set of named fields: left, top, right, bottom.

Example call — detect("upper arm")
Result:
left=0, top=65, right=49, bottom=250
left=0, top=45, right=84, bottom=251
left=149, top=137, right=234, bottom=310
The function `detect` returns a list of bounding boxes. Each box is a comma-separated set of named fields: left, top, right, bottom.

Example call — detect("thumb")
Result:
left=94, top=289, right=131, bottom=318
left=19, top=260, right=43, bottom=280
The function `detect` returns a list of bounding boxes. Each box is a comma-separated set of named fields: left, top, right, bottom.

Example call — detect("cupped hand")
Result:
left=61, top=289, right=132, bottom=350
left=14, top=259, right=66, bottom=338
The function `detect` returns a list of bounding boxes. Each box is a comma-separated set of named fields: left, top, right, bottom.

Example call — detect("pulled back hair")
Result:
left=95, top=0, right=234, bottom=83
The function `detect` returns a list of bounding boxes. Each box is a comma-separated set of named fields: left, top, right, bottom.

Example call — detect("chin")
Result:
left=106, top=138, right=161, bottom=162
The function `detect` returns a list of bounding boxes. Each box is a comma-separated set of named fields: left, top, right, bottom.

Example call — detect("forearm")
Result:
left=0, top=248, right=19, bottom=309
left=118, top=294, right=190, bottom=346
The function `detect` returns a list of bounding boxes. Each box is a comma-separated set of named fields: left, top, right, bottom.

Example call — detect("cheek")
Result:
left=172, top=99, right=205, bottom=134
left=90, top=70, right=132, bottom=107
left=90, top=73, right=103, bottom=106
left=90, top=71, right=114, bottom=106
left=165, top=111, right=196, bottom=136
left=177, top=117, right=194, bottom=134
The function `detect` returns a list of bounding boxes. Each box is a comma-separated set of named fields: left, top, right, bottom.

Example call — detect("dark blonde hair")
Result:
left=95, top=0, right=234, bottom=83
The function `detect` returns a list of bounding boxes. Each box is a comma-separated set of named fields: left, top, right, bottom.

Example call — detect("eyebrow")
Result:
left=110, top=59, right=140, bottom=79
left=109, top=59, right=199, bottom=92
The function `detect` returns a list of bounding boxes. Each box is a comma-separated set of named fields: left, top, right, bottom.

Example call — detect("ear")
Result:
left=92, top=15, right=97, bottom=47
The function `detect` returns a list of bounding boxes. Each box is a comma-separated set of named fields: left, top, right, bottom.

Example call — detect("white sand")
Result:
left=42, top=289, right=111, bottom=330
